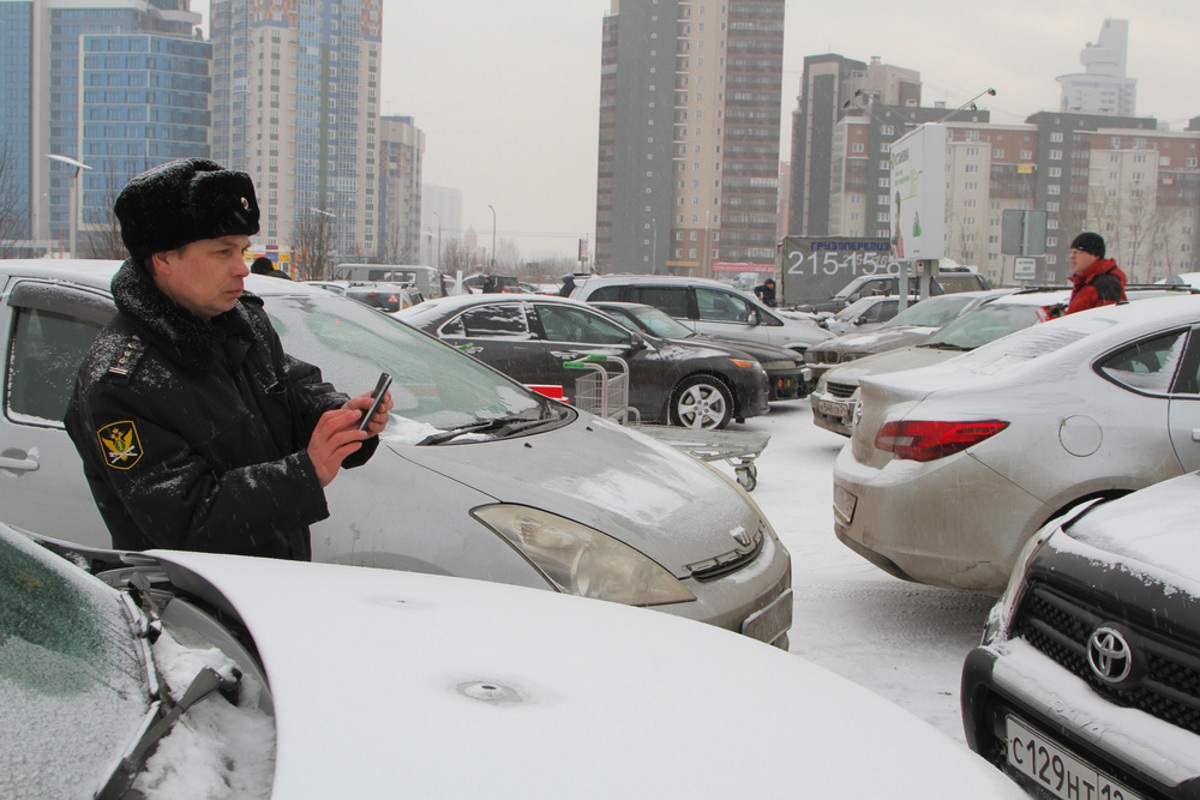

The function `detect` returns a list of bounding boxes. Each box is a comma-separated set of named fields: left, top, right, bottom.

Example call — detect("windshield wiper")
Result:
left=417, top=410, right=557, bottom=446
left=918, top=341, right=974, bottom=351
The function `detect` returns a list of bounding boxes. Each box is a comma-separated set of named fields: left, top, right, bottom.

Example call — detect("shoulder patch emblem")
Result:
left=97, top=421, right=143, bottom=470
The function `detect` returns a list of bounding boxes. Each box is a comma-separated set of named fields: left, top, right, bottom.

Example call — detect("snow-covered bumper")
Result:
left=832, top=445, right=1051, bottom=594
left=810, top=386, right=855, bottom=437
left=962, top=639, right=1200, bottom=799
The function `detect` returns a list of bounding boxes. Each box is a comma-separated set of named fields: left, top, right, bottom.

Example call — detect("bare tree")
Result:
left=292, top=212, right=337, bottom=280
left=492, top=238, right=522, bottom=272
left=0, top=142, right=27, bottom=258
left=440, top=237, right=483, bottom=277
left=82, top=163, right=131, bottom=260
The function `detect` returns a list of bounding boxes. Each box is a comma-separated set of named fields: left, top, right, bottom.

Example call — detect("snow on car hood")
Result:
left=1056, top=472, right=1200, bottom=592
left=145, top=550, right=1026, bottom=799
left=817, top=325, right=936, bottom=356
left=380, top=415, right=761, bottom=571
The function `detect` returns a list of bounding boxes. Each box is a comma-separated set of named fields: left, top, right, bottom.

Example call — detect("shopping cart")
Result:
left=563, top=354, right=639, bottom=425
left=564, top=353, right=768, bottom=490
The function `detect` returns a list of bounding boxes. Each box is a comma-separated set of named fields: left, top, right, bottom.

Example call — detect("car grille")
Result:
left=825, top=381, right=857, bottom=400
left=1014, top=584, right=1200, bottom=735
left=684, top=522, right=765, bottom=581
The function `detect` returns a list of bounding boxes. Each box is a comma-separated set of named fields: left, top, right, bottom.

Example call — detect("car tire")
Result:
left=671, top=375, right=733, bottom=430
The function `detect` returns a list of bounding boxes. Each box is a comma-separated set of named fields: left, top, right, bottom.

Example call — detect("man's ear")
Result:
left=149, top=251, right=174, bottom=276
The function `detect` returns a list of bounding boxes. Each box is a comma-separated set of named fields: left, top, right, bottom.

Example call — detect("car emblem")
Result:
left=730, top=527, right=753, bottom=548
left=1087, top=626, right=1134, bottom=686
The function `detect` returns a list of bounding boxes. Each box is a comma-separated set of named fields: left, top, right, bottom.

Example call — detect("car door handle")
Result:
left=0, top=451, right=40, bottom=473
left=1192, top=428, right=1200, bottom=442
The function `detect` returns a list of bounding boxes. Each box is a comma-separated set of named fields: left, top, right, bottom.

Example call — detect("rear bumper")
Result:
left=832, top=445, right=1048, bottom=594
left=962, top=640, right=1200, bottom=798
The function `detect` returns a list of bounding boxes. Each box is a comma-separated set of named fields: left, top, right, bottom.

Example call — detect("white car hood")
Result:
left=382, top=415, right=762, bottom=570
left=148, top=550, right=1025, bottom=799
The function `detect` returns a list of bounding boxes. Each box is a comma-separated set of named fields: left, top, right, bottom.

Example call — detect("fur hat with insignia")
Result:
left=115, top=158, right=260, bottom=260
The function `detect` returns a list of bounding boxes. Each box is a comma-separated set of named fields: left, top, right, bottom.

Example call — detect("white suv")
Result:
left=572, top=274, right=832, bottom=354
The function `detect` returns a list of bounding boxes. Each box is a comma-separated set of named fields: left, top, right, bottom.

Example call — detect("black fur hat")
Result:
left=1070, top=231, right=1106, bottom=259
left=115, top=158, right=260, bottom=259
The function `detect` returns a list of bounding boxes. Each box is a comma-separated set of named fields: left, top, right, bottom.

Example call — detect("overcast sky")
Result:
left=201, top=1, right=1198, bottom=260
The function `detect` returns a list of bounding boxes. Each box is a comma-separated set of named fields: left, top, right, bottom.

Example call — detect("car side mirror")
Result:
left=747, top=309, right=761, bottom=326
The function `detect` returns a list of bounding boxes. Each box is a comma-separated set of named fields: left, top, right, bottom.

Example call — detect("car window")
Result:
left=7, top=306, right=104, bottom=426
left=696, top=287, right=751, bottom=322
left=922, top=303, right=1046, bottom=350
left=585, top=285, right=623, bottom=302
left=536, top=305, right=632, bottom=345
left=887, top=294, right=974, bottom=328
left=630, top=286, right=689, bottom=317
left=937, top=273, right=988, bottom=293
left=1, top=529, right=151, bottom=800
left=449, top=304, right=533, bottom=339
left=625, top=306, right=696, bottom=339
left=1097, top=330, right=1189, bottom=394
left=265, top=294, right=543, bottom=441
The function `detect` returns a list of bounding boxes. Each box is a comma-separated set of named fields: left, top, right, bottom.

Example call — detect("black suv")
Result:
left=961, top=473, right=1200, bottom=799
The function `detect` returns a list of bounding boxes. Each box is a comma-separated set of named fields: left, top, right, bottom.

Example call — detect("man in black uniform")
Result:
left=64, top=158, right=392, bottom=560
left=754, top=278, right=777, bottom=307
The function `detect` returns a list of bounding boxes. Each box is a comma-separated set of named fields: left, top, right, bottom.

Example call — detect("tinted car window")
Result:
left=630, top=286, right=689, bottom=317
left=695, top=287, right=752, bottom=322
left=536, top=305, right=632, bottom=345
left=453, top=304, right=532, bottom=339
left=887, top=294, right=975, bottom=328
left=922, top=303, right=1046, bottom=350
left=1097, top=330, right=1189, bottom=394
left=585, top=285, right=624, bottom=302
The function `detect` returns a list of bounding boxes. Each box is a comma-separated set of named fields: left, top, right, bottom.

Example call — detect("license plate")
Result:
left=814, top=398, right=851, bottom=420
left=832, top=484, right=857, bottom=525
left=1006, top=717, right=1143, bottom=800
left=741, top=588, right=793, bottom=645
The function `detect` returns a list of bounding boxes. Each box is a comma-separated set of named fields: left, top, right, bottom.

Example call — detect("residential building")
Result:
left=422, top=183, right=463, bottom=269
left=1058, top=18, right=1137, bottom=117
left=595, top=0, right=786, bottom=276
left=210, top=0, right=383, bottom=265
left=378, top=115, right=424, bottom=264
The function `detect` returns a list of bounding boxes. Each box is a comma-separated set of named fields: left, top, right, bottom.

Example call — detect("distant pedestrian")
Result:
left=559, top=274, right=576, bottom=297
left=481, top=275, right=500, bottom=294
left=250, top=255, right=292, bottom=280
left=754, top=278, right=777, bottom=307
left=1064, top=232, right=1126, bottom=315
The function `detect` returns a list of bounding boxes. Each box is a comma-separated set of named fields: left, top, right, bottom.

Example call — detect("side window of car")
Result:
left=586, top=285, right=623, bottom=302
left=8, top=306, right=104, bottom=424
left=536, top=306, right=630, bottom=345
left=696, top=288, right=751, bottom=323
left=631, top=287, right=688, bottom=318
left=1097, top=330, right=1189, bottom=394
left=454, top=305, right=532, bottom=339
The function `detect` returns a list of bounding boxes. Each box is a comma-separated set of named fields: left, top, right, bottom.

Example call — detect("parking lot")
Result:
left=708, top=399, right=993, bottom=741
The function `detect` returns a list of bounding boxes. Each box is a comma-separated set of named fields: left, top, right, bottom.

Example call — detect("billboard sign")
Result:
left=775, top=236, right=893, bottom=306
left=890, top=123, right=946, bottom=261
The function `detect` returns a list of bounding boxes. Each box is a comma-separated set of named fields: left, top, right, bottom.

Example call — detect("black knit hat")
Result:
left=1070, top=231, right=1106, bottom=259
left=115, top=158, right=260, bottom=259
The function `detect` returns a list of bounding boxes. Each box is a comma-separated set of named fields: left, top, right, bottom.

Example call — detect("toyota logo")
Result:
left=1087, top=626, right=1134, bottom=686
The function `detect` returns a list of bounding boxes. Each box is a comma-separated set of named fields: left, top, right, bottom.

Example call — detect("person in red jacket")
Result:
left=1064, top=231, right=1126, bottom=315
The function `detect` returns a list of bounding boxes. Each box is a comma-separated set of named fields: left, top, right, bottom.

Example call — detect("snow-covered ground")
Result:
left=712, top=398, right=995, bottom=743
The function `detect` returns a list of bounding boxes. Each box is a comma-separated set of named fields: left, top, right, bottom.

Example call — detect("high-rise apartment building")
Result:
left=210, top=0, right=383, bottom=264
left=1, top=0, right=207, bottom=254
left=378, top=115, right=424, bottom=264
left=595, top=0, right=786, bottom=276
left=1058, top=18, right=1137, bottom=117
left=421, top=183, right=462, bottom=269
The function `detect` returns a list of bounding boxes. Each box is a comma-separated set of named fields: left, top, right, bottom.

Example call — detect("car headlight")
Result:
left=472, top=505, right=697, bottom=606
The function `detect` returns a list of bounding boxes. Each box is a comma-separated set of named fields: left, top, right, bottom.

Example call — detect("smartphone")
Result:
left=359, top=372, right=392, bottom=431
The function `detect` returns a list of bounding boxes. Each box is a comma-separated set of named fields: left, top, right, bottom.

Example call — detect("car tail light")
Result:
left=874, top=419, right=1008, bottom=462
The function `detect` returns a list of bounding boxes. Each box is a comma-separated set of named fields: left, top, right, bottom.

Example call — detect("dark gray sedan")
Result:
left=397, top=294, right=769, bottom=429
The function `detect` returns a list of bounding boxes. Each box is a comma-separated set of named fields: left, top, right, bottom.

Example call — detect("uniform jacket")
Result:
left=64, top=260, right=377, bottom=559
left=1066, top=258, right=1127, bottom=315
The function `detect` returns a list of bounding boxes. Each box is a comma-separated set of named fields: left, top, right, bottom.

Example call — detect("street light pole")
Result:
left=650, top=217, right=658, bottom=275
left=48, top=154, right=92, bottom=258
left=487, top=204, right=496, bottom=270
left=432, top=211, right=442, bottom=271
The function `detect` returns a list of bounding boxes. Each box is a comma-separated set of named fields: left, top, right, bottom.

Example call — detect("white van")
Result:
left=333, top=263, right=442, bottom=299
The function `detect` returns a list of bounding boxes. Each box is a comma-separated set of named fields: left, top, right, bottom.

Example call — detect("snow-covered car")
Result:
left=832, top=294, right=1200, bottom=594
left=570, top=273, right=833, bottom=353
left=0, top=260, right=791, bottom=646
left=805, top=290, right=1013, bottom=388
left=961, top=473, right=1200, bottom=799
left=794, top=266, right=991, bottom=315
left=396, top=293, right=770, bottom=429
left=589, top=300, right=809, bottom=401
left=811, top=289, right=1072, bottom=436
left=3, top=522, right=1027, bottom=799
